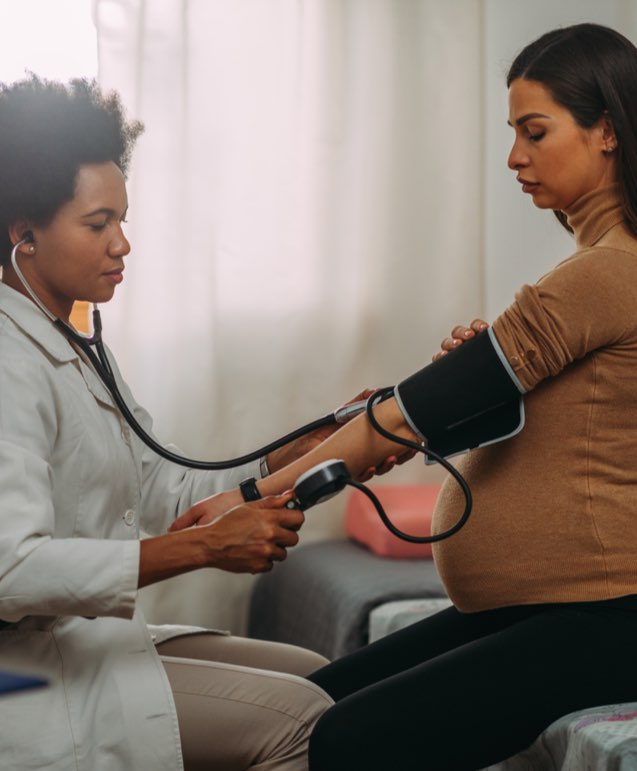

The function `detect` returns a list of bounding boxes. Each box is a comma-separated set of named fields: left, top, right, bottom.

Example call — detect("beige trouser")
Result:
left=157, top=634, right=333, bottom=771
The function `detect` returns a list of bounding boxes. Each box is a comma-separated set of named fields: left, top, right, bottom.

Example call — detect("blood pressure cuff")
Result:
left=394, top=328, right=525, bottom=461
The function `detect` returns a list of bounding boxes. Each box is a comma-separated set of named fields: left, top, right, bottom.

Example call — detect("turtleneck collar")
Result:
left=563, top=183, right=624, bottom=250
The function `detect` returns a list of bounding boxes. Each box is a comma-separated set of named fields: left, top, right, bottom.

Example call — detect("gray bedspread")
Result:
left=247, top=539, right=446, bottom=659
left=484, top=703, right=637, bottom=770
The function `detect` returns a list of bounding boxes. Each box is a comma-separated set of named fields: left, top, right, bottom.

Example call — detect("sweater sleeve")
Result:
left=492, top=246, right=637, bottom=392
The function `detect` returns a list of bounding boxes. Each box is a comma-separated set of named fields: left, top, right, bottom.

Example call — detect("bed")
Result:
left=247, top=539, right=446, bottom=659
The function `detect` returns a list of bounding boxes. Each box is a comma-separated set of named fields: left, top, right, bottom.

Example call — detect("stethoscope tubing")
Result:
left=359, top=388, right=473, bottom=542
left=59, top=319, right=473, bottom=541
left=56, top=312, right=340, bottom=470
left=9, top=237, right=473, bottom=540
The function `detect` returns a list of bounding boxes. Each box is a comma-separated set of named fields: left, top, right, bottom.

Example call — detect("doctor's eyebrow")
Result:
left=507, top=112, right=551, bottom=127
left=81, top=207, right=128, bottom=219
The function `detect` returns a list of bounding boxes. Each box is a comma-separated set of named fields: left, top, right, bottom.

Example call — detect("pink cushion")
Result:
left=344, top=485, right=441, bottom=558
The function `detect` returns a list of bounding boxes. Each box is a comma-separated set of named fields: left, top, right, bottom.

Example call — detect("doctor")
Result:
left=0, top=74, right=401, bottom=771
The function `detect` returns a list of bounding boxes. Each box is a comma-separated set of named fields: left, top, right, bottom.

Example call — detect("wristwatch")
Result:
left=239, top=477, right=262, bottom=502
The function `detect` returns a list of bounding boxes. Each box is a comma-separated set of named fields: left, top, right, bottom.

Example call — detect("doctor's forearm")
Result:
left=258, top=397, right=419, bottom=497
left=138, top=529, right=207, bottom=588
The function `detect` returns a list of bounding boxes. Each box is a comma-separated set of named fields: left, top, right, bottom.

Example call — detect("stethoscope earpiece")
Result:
left=20, top=232, right=35, bottom=252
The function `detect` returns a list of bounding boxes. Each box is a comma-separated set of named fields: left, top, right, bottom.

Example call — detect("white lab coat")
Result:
left=0, top=283, right=261, bottom=770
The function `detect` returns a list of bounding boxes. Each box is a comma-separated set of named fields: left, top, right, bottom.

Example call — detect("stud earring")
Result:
left=27, top=245, right=35, bottom=253
left=605, top=144, right=617, bottom=154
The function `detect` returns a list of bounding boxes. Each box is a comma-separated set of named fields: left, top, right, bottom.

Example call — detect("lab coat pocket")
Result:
left=0, top=628, right=75, bottom=770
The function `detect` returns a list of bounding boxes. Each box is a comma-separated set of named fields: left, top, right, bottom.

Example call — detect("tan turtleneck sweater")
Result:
left=433, top=184, right=637, bottom=612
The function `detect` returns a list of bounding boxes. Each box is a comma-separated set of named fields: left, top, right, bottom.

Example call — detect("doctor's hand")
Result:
left=169, top=488, right=245, bottom=532
left=433, top=319, right=489, bottom=362
left=140, top=493, right=304, bottom=586
left=196, top=493, right=304, bottom=574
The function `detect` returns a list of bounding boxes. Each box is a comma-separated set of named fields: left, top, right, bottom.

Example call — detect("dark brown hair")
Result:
left=0, top=75, right=143, bottom=264
left=508, top=23, right=637, bottom=234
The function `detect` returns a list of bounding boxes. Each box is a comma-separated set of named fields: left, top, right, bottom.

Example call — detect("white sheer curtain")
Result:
left=94, top=0, right=484, bottom=632
left=92, top=0, right=637, bottom=634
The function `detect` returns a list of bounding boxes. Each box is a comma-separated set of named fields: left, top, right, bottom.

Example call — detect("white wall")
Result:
left=483, top=0, right=637, bottom=319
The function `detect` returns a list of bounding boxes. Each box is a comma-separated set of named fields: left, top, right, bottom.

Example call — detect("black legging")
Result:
left=307, top=595, right=637, bottom=770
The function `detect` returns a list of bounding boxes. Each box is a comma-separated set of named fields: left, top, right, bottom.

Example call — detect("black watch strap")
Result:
left=239, top=477, right=262, bottom=502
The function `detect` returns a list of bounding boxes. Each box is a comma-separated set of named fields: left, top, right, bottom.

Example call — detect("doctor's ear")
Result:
left=8, top=224, right=36, bottom=254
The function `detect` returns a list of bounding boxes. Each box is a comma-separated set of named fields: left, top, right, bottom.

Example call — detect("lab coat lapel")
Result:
left=0, top=284, right=117, bottom=409
left=74, top=355, right=118, bottom=409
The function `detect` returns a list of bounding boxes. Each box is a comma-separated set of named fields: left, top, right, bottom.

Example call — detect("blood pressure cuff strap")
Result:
left=394, top=328, right=525, bottom=461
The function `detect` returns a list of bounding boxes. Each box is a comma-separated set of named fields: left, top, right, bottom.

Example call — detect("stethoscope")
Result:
left=9, top=236, right=472, bottom=543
